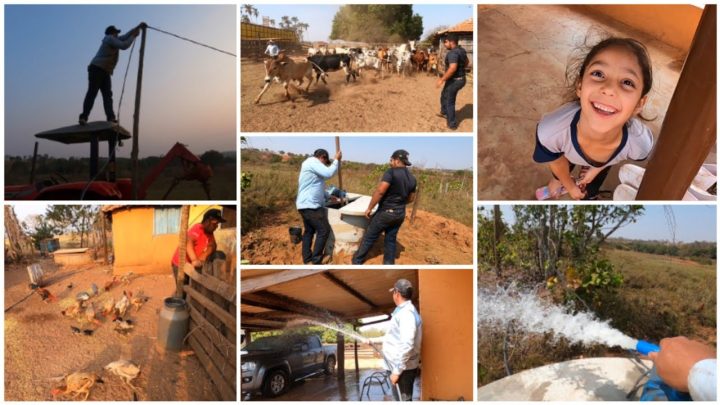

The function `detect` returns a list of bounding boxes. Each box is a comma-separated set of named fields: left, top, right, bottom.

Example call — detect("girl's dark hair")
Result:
left=566, top=33, right=654, bottom=120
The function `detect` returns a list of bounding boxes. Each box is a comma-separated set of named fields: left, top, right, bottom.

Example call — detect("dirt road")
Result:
left=4, top=259, right=219, bottom=401
left=241, top=209, right=473, bottom=265
left=241, top=58, right=473, bottom=133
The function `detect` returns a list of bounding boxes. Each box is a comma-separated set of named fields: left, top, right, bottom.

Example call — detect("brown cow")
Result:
left=412, top=50, right=428, bottom=72
left=254, top=54, right=314, bottom=104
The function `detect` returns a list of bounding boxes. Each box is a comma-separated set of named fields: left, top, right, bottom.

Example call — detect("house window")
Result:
left=154, top=207, right=181, bottom=235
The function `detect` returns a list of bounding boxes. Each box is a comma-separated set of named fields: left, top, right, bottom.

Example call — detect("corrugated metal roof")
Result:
left=439, top=18, right=474, bottom=34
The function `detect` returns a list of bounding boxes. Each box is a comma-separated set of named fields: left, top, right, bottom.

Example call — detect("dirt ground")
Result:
left=4, top=258, right=220, bottom=401
left=477, top=5, right=716, bottom=200
left=240, top=57, right=473, bottom=133
left=241, top=209, right=473, bottom=265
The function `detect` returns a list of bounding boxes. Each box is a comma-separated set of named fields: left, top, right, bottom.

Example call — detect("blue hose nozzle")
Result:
left=636, top=340, right=660, bottom=355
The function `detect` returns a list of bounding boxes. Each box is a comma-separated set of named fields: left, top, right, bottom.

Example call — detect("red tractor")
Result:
left=5, top=122, right=212, bottom=200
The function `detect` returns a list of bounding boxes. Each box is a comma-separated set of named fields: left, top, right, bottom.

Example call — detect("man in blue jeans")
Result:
left=79, top=22, right=146, bottom=125
left=296, top=148, right=341, bottom=264
left=436, top=33, right=468, bottom=130
left=352, top=150, right=416, bottom=265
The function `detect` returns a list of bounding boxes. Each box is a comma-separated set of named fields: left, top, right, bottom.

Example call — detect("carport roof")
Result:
left=241, top=269, right=418, bottom=331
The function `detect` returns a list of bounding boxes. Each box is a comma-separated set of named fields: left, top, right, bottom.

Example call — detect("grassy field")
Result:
left=478, top=248, right=717, bottom=386
left=241, top=150, right=472, bottom=232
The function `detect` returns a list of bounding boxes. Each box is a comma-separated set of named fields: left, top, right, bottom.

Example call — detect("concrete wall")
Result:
left=111, top=205, right=234, bottom=275
left=419, top=269, right=473, bottom=401
left=586, top=5, right=702, bottom=52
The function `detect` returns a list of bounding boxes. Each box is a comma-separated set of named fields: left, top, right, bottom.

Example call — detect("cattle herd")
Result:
left=254, top=41, right=441, bottom=104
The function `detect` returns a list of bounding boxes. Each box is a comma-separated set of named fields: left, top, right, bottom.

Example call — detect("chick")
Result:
left=103, top=276, right=119, bottom=292
left=50, top=371, right=103, bottom=401
left=113, top=318, right=134, bottom=335
left=130, top=289, right=149, bottom=312
left=61, top=301, right=83, bottom=318
left=101, top=297, right=115, bottom=317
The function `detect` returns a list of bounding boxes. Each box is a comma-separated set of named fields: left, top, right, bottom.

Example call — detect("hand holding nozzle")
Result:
left=646, top=337, right=717, bottom=393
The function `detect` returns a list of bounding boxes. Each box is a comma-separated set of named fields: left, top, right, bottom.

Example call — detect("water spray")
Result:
left=288, top=318, right=404, bottom=400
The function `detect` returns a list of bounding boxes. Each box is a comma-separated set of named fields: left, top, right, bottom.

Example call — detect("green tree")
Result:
left=200, top=150, right=224, bottom=168
left=22, top=215, right=58, bottom=249
left=45, top=205, right=99, bottom=248
left=330, top=5, right=423, bottom=43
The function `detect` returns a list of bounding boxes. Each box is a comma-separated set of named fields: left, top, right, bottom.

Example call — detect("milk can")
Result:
left=157, top=297, right=189, bottom=351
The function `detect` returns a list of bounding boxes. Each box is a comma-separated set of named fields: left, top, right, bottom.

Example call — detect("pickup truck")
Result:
left=241, top=333, right=337, bottom=397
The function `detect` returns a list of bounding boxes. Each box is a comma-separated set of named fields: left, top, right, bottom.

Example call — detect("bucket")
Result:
left=157, top=297, right=189, bottom=351
left=289, top=226, right=302, bottom=244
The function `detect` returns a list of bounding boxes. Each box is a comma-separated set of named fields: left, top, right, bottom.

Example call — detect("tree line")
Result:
left=605, top=238, right=715, bottom=263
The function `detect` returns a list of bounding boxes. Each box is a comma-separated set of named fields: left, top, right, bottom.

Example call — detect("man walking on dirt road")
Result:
left=352, top=149, right=416, bottom=265
left=435, top=33, right=468, bottom=130
left=296, top=148, right=342, bottom=264
left=384, top=278, right=422, bottom=401
left=79, top=22, right=146, bottom=125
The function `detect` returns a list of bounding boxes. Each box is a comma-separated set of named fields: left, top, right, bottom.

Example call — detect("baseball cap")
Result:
left=389, top=278, right=413, bottom=298
left=105, top=25, right=121, bottom=35
left=202, top=208, right=227, bottom=223
left=391, top=149, right=412, bottom=166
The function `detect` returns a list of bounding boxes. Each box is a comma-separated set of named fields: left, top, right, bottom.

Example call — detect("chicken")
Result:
left=103, top=276, right=119, bottom=291
left=35, top=288, right=57, bottom=303
left=114, top=291, right=130, bottom=319
left=113, top=318, right=134, bottom=334
left=84, top=302, right=102, bottom=326
left=90, top=283, right=99, bottom=297
left=61, top=301, right=83, bottom=318
left=50, top=372, right=103, bottom=401
left=130, top=289, right=149, bottom=312
left=120, top=272, right=136, bottom=286
left=101, top=297, right=115, bottom=317
left=76, top=292, right=91, bottom=302
left=105, top=360, right=140, bottom=386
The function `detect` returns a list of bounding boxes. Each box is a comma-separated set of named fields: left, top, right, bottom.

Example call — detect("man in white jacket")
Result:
left=383, top=278, right=422, bottom=401
left=649, top=336, right=716, bottom=401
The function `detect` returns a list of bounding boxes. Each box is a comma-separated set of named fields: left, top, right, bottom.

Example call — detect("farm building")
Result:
left=434, top=18, right=474, bottom=72
left=241, top=22, right=300, bottom=57
left=102, top=205, right=236, bottom=275
left=241, top=269, right=473, bottom=401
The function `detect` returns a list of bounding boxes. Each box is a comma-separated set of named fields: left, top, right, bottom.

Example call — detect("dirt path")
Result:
left=4, top=259, right=219, bottom=401
left=241, top=58, right=473, bottom=133
left=241, top=209, right=473, bottom=265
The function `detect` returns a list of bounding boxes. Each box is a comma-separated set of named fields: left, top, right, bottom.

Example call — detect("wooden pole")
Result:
left=176, top=205, right=190, bottom=297
left=354, top=335, right=359, bottom=374
left=29, top=141, right=38, bottom=184
left=335, top=136, right=344, bottom=205
left=410, top=183, right=420, bottom=224
left=101, top=213, right=108, bottom=265
left=636, top=6, right=716, bottom=199
left=337, top=332, right=345, bottom=379
left=131, top=27, right=147, bottom=200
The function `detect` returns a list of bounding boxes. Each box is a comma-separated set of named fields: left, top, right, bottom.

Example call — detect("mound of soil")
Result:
left=241, top=58, right=473, bottom=133
left=241, top=209, right=472, bottom=265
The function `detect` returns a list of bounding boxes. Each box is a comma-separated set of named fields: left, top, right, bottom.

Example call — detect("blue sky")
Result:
left=243, top=136, right=474, bottom=170
left=246, top=4, right=473, bottom=42
left=481, top=205, right=716, bottom=243
left=5, top=5, right=236, bottom=158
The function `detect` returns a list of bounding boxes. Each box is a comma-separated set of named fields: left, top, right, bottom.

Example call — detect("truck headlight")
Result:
left=242, top=361, right=256, bottom=372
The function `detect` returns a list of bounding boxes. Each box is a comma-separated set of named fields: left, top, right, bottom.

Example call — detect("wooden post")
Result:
left=410, top=183, right=420, bottom=224
left=176, top=205, right=190, bottom=297
left=131, top=26, right=147, bottom=200
left=101, top=213, right=108, bottom=265
left=29, top=141, right=38, bottom=184
left=636, top=6, right=716, bottom=199
left=337, top=332, right=345, bottom=379
left=354, top=337, right=359, bottom=374
left=335, top=136, right=344, bottom=205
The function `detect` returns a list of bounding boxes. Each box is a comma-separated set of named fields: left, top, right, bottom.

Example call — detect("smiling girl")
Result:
left=534, top=37, right=655, bottom=200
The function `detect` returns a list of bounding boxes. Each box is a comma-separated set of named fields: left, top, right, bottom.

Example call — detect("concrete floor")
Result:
left=247, top=358, right=421, bottom=401
left=477, top=5, right=715, bottom=200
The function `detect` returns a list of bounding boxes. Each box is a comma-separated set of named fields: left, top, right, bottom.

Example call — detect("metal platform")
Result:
left=35, top=121, right=131, bottom=144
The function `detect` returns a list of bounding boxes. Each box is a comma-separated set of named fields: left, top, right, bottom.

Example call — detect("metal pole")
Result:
left=337, top=332, right=345, bottom=379
left=636, top=6, right=716, bottom=199
left=131, top=26, right=147, bottom=200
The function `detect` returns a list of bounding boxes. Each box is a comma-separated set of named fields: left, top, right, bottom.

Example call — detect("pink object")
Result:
left=536, top=185, right=567, bottom=200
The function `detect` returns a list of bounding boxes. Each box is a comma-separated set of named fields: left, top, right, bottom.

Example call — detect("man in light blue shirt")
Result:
left=264, top=40, right=280, bottom=59
left=79, top=23, right=146, bottom=125
left=296, top=148, right=341, bottom=264
left=383, top=278, right=422, bottom=401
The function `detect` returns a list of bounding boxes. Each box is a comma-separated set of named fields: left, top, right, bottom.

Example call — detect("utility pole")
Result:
left=131, top=26, right=147, bottom=200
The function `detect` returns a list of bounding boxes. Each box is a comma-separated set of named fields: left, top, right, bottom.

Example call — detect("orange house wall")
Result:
left=419, top=270, right=473, bottom=401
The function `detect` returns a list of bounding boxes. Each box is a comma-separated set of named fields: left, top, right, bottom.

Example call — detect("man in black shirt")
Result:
left=352, top=150, right=417, bottom=265
left=436, top=33, right=468, bottom=130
